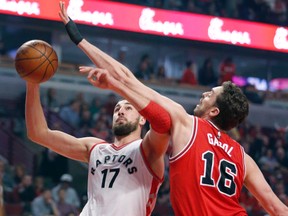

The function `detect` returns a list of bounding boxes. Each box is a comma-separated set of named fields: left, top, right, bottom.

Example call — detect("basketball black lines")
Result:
left=15, top=40, right=58, bottom=83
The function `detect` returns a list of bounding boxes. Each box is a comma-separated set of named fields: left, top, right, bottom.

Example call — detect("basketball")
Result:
left=15, top=40, right=58, bottom=83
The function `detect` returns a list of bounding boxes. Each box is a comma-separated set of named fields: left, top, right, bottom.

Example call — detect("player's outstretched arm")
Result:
left=58, top=1, right=187, bottom=121
left=244, top=154, right=288, bottom=216
left=25, top=83, right=97, bottom=162
left=59, top=2, right=193, bottom=154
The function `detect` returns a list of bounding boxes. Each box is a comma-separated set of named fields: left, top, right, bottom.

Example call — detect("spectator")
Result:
left=134, top=54, right=154, bottom=81
left=52, top=174, right=80, bottom=209
left=180, top=60, right=198, bottom=85
left=12, top=174, right=36, bottom=213
left=236, top=0, right=256, bottom=21
left=184, top=0, right=202, bottom=13
left=153, top=0, right=164, bottom=9
left=89, top=96, right=102, bottom=119
left=0, top=159, right=14, bottom=192
left=13, top=164, right=26, bottom=185
left=276, top=147, right=288, bottom=169
left=271, top=0, right=287, bottom=25
left=198, top=57, right=217, bottom=87
left=258, top=149, right=279, bottom=172
left=218, top=56, right=236, bottom=84
left=59, top=99, right=81, bottom=128
left=37, top=149, right=68, bottom=185
left=89, top=119, right=112, bottom=141
left=78, top=108, right=93, bottom=136
left=117, top=46, right=130, bottom=68
left=166, top=0, right=183, bottom=10
left=242, top=84, right=265, bottom=104
left=92, top=106, right=112, bottom=127
left=155, top=65, right=167, bottom=80
left=103, top=93, right=118, bottom=116
left=31, top=188, right=60, bottom=216
left=44, top=88, right=60, bottom=112
left=34, top=176, right=45, bottom=197
left=57, top=188, right=78, bottom=216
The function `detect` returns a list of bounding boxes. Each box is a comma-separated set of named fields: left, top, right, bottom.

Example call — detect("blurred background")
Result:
left=0, top=0, right=288, bottom=215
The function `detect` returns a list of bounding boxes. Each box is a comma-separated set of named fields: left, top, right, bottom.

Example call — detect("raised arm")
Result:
left=59, top=1, right=193, bottom=155
left=25, top=83, right=98, bottom=162
left=244, top=154, right=288, bottom=216
left=58, top=1, right=190, bottom=125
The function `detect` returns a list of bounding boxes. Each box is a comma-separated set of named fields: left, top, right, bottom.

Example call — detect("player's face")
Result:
left=112, top=100, right=142, bottom=136
left=194, top=86, right=223, bottom=118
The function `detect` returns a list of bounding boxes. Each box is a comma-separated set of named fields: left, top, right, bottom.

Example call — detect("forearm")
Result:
left=78, top=40, right=127, bottom=78
left=253, top=187, right=288, bottom=216
left=26, top=82, right=93, bottom=162
left=64, top=18, right=165, bottom=107
left=25, top=83, right=49, bottom=141
left=245, top=154, right=288, bottom=216
left=64, top=17, right=183, bottom=124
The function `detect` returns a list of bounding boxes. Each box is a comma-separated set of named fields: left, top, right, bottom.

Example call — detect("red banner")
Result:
left=1, top=0, right=288, bottom=53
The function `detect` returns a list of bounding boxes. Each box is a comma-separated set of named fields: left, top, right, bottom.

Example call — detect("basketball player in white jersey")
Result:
left=26, top=84, right=171, bottom=216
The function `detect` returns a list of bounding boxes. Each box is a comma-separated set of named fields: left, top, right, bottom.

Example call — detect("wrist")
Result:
left=65, top=18, right=84, bottom=45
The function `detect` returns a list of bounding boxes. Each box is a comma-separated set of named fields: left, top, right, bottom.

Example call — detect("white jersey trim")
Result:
left=241, top=146, right=246, bottom=182
left=169, top=116, right=198, bottom=163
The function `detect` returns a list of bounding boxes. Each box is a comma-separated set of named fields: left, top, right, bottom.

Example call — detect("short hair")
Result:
left=212, top=81, right=249, bottom=131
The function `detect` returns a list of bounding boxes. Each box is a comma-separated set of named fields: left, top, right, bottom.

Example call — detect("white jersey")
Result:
left=80, top=139, right=163, bottom=216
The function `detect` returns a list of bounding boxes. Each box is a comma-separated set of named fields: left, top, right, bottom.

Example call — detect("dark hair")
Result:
left=212, top=81, right=249, bottom=131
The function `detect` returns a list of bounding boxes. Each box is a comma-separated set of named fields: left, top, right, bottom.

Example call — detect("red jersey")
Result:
left=180, top=68, right=197, bottom=85
left=169, top=117, right=247, bottom=216
left=219, top=62, right=235, bottom=83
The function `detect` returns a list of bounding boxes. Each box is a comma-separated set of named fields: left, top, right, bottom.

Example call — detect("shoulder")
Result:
left=79, top=137, right=106, bottom=149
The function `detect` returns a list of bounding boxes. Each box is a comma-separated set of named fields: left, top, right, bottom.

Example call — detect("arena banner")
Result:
left=1, top=0, right=288, bottom=53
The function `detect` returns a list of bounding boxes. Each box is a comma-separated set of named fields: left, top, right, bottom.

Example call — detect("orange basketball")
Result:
left=15, top=40, right=58, bottom=83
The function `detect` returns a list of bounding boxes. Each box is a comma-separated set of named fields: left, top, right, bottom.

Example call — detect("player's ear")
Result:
left=139, top=116, right=146, bottom=126
left=209, top=106, right=220, bottom=117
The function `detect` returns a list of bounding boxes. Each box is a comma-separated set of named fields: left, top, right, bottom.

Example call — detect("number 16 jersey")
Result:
left=169, top=116, right=247, bottom=216
left=80, top=139, right=163, bottom=216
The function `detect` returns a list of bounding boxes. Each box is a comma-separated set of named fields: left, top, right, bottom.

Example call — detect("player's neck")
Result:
left=113, top=134, right=141, bottom=147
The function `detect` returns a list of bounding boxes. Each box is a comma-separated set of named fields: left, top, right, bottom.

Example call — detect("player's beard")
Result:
left=112, top=117, right=139, bottom=136
left=194, top=105, right=204, bottom=117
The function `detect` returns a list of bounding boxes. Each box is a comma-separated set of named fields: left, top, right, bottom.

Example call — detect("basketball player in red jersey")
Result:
left=59, top=2, right=288, bottom=215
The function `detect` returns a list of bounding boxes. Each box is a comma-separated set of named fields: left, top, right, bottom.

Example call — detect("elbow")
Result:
left=26, top=128, right=47, bottom=143
left=27, top=131, right=39, bottom=143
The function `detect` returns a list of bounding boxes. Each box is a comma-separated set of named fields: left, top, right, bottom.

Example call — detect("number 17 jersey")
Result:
left=80, top=139, right=163, bottom=216
left=169, top=116, right=247, bottom=216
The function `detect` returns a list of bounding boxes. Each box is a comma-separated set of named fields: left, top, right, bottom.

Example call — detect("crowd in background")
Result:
left=133, top=53, right=234, bottom=86
left=132, top=52, right=286, bottom=104
left=1, top=0, right=288, bottom=215
left=115, top=0, right=288, bottom=26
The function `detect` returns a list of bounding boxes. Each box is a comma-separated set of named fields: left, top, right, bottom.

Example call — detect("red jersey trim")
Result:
left=146, top=177, right=162, bottom=216
left=140, top=142, right=164, bottom=183
left=170, top=116, right=198, bottom=162
left=88, top=141, right=107, bottom=161
left=111, top=139, right=142, bottom=151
